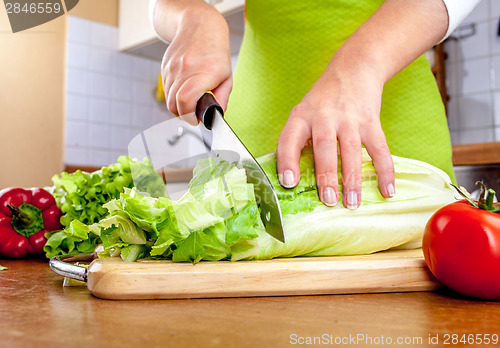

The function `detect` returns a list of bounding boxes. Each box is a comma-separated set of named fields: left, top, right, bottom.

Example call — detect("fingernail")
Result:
left=346, top=191, right=358, bottom=210
left=322, top=187, right=338, bottom=206
left=282, top=170, right=295, bottom=188
left=386, top=183, right=395, bottom=197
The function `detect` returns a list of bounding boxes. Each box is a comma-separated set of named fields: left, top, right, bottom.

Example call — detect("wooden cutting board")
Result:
left=86, top=248, right=440, bottom=300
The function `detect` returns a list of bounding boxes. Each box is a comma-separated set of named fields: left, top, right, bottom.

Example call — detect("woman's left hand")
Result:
left=276, top=57, right=395, bottom=209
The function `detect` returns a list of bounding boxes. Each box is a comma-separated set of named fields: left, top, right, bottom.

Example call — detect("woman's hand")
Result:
left=276, top=57, right=395, bottom=209
left=276, top=0, right=450, bottom=209
left=158, top=4, right=233, bottom=124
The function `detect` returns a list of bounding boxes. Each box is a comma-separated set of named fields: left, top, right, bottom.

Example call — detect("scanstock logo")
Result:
left=3, top=0, right=79, bottom=33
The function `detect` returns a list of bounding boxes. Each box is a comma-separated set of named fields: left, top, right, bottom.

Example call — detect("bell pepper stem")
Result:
left=8, top=204, right=35, bottom=227
left=7, top=203, right=45, bottom=238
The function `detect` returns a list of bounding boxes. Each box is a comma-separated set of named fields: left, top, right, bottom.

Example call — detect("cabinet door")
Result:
left=118, top=0, right=156, bottom=52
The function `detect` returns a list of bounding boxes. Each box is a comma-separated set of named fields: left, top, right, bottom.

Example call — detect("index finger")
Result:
left=276, top=110, right=311, bottom=189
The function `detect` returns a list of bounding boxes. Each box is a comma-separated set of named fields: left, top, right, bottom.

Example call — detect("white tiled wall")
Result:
left=64, top=16, right=205, bottom=167
left=445, top=0, right=500, bottom=144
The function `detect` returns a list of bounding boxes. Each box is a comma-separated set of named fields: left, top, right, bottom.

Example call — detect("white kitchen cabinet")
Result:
left=118, top=0, right=244, bottom=61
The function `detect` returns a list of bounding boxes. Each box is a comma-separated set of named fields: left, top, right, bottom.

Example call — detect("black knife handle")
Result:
left=195, top=92, right=224, bottom=131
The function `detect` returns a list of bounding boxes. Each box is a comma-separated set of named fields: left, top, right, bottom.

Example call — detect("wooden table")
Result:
left=1, top=259, right=499, bottom=348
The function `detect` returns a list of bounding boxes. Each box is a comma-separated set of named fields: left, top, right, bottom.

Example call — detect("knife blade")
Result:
left=195, top=92, right=285, bottom=243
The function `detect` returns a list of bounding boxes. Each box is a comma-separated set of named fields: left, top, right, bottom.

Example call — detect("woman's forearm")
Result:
left=152, top=0, right=224, bottom=43
left=328, top=0, right=449, bottom=84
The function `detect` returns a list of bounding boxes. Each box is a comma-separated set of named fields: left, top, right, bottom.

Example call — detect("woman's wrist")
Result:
left=154, top=0, right=228, bottom=43
left=179, top=5, right=228, bottom=35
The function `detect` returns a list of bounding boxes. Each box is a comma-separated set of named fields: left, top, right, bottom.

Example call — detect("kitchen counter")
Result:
left=1, top=259, right=499, bottom=347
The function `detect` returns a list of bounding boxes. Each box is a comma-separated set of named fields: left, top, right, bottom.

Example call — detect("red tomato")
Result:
left=422, top=200, right=500, bottom=300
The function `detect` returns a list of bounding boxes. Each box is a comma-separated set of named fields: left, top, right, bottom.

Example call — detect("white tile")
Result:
left=128, top=128, right=143, bottom=151
left=110, top=151, right=125, bottom=164
left=89, top=72, right=112, bottom=98
left=490, top=0, right=500, bottom=19
left=88, top=149, right=111, bottom=167
left=67, top=16, right=90, bottom=44
left=106, top=25, right=119, bottom=48
left=89, top=97, right=112, bottom=124
left=445, top=61, right=461, bottom=97
left=112, top=76, right=132, bottom=101
left=454, top=21, right=489, bottom=61
left=231, top=53, right=239, bottom=73
left=65, top=146, right=87, bottom=165
left=89, top=47, right=114, bottom=73
left=495, top=126, right=500, bottom=141
left=493, top=91, right=500, bottom=125
left=446, top=96, right=460, bottom=131
left=491, top=18, right=500, bottom=55
left=65, top=120, right=87, bottom=147
left=89, top=21, right=115, bottom=49
left=149, top=60, right=162, bottom=82
left=463, top=0, right=489, bottom=23
left=113, top=53, right=133, bottom=77
left=132, top=57, right=153, bottom=81
left=66, top=67, right=88, bottom=95
left=89, top=123, right=111, bottom=149
left=444, top=40, right=459, bottom=64
left=459, top=127, right=494, bottom=144
left=152, top=103, right=171, bottom=126
left=132, top=80, right=154, bottom=103
left=449, top=130, right=460, bottom=145
left=492, top=55, right=500, bottom=89
left=66, top=94, right=88, bottom=121
left=457, top=93, right=493, bottom=129
left=459, top=58, right=491, bottom=94
left=111, top=126, right=133, bottom=151
left=66, top=42, right=89, bottom=69
left=490, top=19, right=500, bottom=56
left=132, top=104, right=151, bottom=128
left=112, top=101, right=133, bottom=126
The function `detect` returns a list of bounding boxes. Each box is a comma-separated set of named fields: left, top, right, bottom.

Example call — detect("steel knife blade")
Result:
left=195, top=92, right=285, bottom=243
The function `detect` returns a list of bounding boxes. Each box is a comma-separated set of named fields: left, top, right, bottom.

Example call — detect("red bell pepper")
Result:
left=0, top=187, right=62, bottom=258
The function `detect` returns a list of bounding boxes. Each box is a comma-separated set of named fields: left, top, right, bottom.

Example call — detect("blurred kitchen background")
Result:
left=1, top=0, right=499, bottom=192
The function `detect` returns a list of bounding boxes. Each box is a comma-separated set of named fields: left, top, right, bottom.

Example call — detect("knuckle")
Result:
left=163, top=58, right=176, bottom=74
left=176, top=88, right=190, bottom=105
left=278, top=121, right=307, bottom=146
left=378, top=164, right=395, bottom=176
left=340, top=138, right=361, bottom=151
left=342, top=172, right=362, bottom=188
left=290, top=103, right=309, bottom=117
left=166, top=97, right=177, bottom=115
left=277, top=132, right=296, bottom=148
left=316, top=170, right=339, bottom=187
left=371, top=142, right=390, bottom=153
left=290, top=103, right=318, bottom=122
left=313, top=132, right=337, bottom=149
left=178, top=52, right=198, bottom=73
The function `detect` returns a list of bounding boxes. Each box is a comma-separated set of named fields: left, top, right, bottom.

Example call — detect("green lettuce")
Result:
left=44, top=156, right=165, bottom=258
left=49, top=148, right=457, bottom=263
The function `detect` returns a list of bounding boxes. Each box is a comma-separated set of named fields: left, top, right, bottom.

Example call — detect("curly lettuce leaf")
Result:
left=45, top=157, right=165, bottom=258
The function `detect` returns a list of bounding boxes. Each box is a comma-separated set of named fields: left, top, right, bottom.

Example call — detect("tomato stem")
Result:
left=452, top=182, right=498, bottom=213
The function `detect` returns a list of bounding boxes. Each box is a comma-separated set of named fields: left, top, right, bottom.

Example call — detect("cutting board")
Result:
left=85, top=249, right=440, bottom=300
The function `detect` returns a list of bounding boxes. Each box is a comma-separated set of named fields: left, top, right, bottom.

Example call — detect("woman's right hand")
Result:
left=160, top=5, right=233, bottom=125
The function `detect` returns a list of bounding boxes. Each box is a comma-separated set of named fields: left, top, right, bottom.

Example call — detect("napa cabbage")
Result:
left=64, top=148, right=456, bottom=262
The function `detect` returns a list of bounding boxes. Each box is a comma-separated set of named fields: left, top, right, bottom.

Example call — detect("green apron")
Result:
left=225, top=0, right=456, bottom=182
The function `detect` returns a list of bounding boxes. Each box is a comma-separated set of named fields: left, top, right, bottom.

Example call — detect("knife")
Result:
left=195, top=92, right=285, bottom=243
